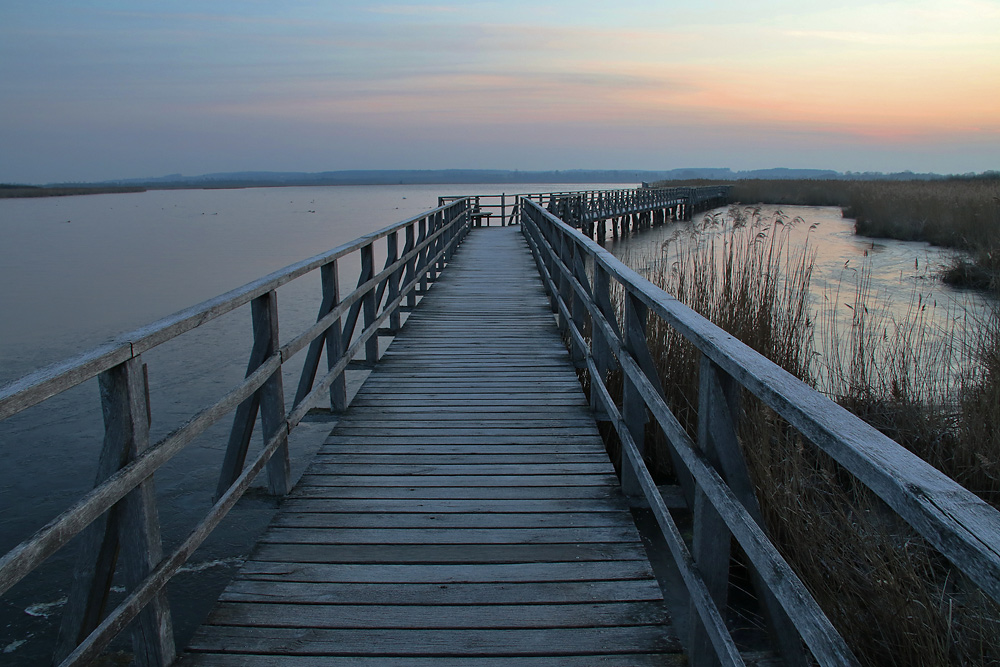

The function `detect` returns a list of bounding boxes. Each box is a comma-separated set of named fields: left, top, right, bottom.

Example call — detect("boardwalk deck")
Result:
left=181, top=226, right=681, bottom=665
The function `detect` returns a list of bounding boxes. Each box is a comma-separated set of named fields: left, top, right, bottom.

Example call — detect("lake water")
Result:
left=0, top=183, right=631, bottom=662
left=0, top=187, right=991, bottom=662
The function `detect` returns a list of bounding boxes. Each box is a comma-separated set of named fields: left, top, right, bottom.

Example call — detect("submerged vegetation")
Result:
left=610, top=205, right=1000, bottom=664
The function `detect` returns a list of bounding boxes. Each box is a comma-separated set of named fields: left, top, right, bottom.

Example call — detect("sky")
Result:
left=1, top=1, right=998, bottom=183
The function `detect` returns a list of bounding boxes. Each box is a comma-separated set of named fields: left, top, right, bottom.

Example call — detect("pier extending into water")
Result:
left=1, top=186, right=998, bottom=666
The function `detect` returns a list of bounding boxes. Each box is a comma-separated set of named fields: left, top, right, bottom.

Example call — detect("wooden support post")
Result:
left=689, top=353, right=732, bottom=667
left=569, top=243, right=588, bottom=363
left=294, top=259, right=345, bottom=412
left=360, top=244, right=379, bottom=364
left=322, top=261, right=348, bottom=412
left=417, top=218, right=429, bottom=294
left=250, top=292, right=291, bottom=496
left=386, top=232, right=401, bottom=333
left=699, top=356, right=809, bottom=666
left=556, top=232, right=571, bottom=333
left=591, top=264, right=619, bottom=416
left=216, top=291, right=277, bottom=500
left=55, top=355, right=175, bottom=666
left=621, top=293, right=648, bottom=497
left=404, top=223, right=417, bottom=308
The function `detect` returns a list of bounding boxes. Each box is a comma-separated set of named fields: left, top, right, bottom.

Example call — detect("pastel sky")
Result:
left=2, top=0, right=998, bottom=183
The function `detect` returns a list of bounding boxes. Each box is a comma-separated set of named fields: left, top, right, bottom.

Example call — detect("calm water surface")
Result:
left=0, top=183, right=630, bottom=662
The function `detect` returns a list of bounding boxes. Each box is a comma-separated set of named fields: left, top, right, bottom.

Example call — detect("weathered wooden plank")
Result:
left=271, top=512, right=628, bottom=529
left=187, top=626, right=680, bottom=656
left=314, top=444, right=606, bottom=456
left=320, top=436, right=605, bottom=446
left=295, top=474, right=618, bottom=487
left=280, top=498, right=630, bottom=514
left=204, top=600, right=667, bottom=628
left=298, top=463, right=613, bottom=476
left=220, top=579, right=662, bottom=605
left=179, top=652, right=684, bottom=666
left=311, top=453, right=611, bottom=465
left=259, top=526, right=641, bottom=545
left=250, top=542, right=651, bottom=564
left=234, top=560, right=655, bottom=583
left=288, top=485, right=621, bottom=500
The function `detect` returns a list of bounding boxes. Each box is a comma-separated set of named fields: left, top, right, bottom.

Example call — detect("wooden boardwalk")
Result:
left=182, top=226, right=681, bottom=665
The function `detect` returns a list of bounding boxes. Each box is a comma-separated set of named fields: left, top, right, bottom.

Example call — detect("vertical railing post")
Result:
left=621, top=292, right=648, bottom=497
left=55, top=355, right=175, bottom=666
left=417, top=217, right=429, bottom=295
left=592, top=264, right=620, bottom=419
left=501, top=193, right=506, bottom=226
left=360, top=243, right=379, bottom=364
left=217, top=291, right=283, bottom=500
left=404, top=222, right=417, bottom=308
left=556, top=231, right=572, bottom=334
left=322, top=261, right=348, bottom=412
left=386, top=232, right=402, bottom=333
left=689, top=353, right=733, bottom=667
left=294, top=259, right=345, bottom=413
left=251, top=292, right=291, bottom=496
left=569, top=241, right=588, bottom=364
left=697, top=356, right=808, bottom=665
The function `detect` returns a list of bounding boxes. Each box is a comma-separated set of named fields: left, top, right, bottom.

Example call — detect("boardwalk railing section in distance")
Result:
left=439, top=185, right=731, bottom=233
left=0, top=199, right=471, bottom=666
left=520, top=197, right=1000, bottom=667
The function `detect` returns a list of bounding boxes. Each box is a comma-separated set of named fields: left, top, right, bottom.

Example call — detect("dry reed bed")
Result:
left=655, top=176, right=1000, bottom=290
left=612, top=206, right=999, bottom=665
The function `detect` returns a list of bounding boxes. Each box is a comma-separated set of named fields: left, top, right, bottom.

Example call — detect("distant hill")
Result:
left=33, top=167, right=975, bottom=192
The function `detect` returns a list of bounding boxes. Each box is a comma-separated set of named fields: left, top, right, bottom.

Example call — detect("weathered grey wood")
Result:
left=179, top=655, right=685, bottom=667
left=215, top=295, right=273, bottom=500
left=621, top=292, right=648, bottom=497
left=106, top=357, right=176, bottom=667
left=689, top=355, right=733, bottom=667
left=188, top=626, right=680, bottom=656
left=184, top=226, right=675, bottom=664
left=0, top=353, right=280, bottom=600
left=524, top=198, right=1000, bottom=608
left=252, top=292, right=291, bottom=496
left=293, top=260, right=345, bottom=411
left=235, top=560, right=655, bottom=583
left=251, top=542, right=652, bottom=564
left=54, top=357, right=158, bottom=662
left=700, top=356, right=808, bottom=666
left=206, top=600, right=667, bottom=628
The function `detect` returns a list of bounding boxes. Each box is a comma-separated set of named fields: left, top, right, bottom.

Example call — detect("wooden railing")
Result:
left=0, top=198, right=471, bottom=666
left=519, top=197, right=1000, bottom=667
left=540, top=185, right=730, bottom=228
left=439, top=185, right=731, bottom=233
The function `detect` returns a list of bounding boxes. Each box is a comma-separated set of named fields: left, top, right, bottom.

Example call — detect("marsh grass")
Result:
left=654, top=176, right=1000, bottom=291
left=606, top=205, right=1000, bottom=664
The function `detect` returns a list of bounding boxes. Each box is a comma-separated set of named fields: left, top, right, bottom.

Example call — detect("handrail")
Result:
left=438, top=186, right=731, bottom=231
left=0, top=198, right=472, bottom=665
left=519, top=197, right=1000, bottom=666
